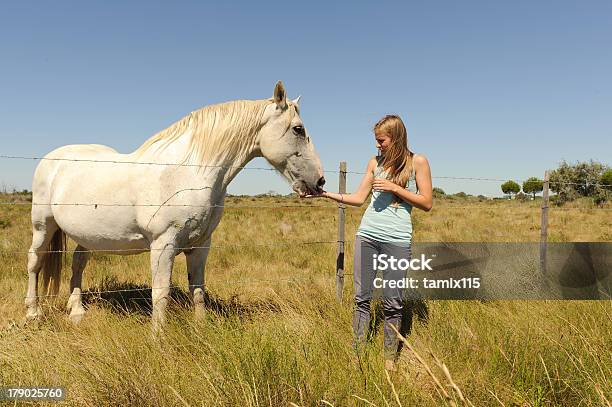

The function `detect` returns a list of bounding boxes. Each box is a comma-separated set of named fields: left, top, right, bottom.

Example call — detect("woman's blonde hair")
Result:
left=374, top=115, right=414, bottom=196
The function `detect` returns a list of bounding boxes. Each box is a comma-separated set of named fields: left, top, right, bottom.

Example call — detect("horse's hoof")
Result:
left=66, top=295, right=81, bottom=313
left=150, top=326, right=165, bottom=343
left=194, top=305, right=206, bottom=320
left=69, top=310, right=85, bottom=325
left=25, top=307, right=43, bottom=321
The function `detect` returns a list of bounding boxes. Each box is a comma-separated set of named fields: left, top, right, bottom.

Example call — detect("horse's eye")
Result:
left=292, top=125, right=305, bottom=136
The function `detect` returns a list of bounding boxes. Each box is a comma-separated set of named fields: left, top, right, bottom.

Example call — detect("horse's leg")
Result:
left=66, top=245, right=89, bottom=324
left=25, top=219, right=58, bottom=320
left=150, top=238, right=176, bottom=335
left=186, top=240, right=211, bottom=319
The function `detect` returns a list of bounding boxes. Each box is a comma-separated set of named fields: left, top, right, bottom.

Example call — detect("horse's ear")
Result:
left=273, top=81, right=287, bottom=109
left=292, top=95, right=301, bottom=106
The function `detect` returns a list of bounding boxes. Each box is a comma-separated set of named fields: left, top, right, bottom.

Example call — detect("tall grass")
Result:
left=0, top=195, right=610, bottom=406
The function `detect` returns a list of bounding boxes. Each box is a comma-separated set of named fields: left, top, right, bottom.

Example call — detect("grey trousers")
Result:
left=353, top=234, right=412, bottom=360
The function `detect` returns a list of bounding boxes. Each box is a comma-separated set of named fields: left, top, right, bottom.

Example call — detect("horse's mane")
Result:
left=135, top=99, right=280, bottom=165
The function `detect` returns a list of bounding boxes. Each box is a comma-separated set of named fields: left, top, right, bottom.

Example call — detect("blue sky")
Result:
left=1, top=1, right=610, bottom=196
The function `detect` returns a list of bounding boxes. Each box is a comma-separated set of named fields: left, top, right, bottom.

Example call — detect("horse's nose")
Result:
left=317, top=176, right=326, bottom=187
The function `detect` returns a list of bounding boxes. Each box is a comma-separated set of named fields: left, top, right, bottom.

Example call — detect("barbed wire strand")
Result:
left=2, top=240, right=339, bottom=255
left=548, top=207, right=612, bottom=211
left=24, top=277, right=321, bottom=300
left=428, top=206, right=612, bottom=211
left=2, top=154, right=610, bottom=188
left=0, top=201, right=335, bottom=209
left=0, top=154, right=277, bottom=172
left=1, top=201, right=611, bottom=211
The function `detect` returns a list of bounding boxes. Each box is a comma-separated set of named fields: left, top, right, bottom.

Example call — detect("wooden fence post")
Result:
left=336, top=161, right=347, bottom=303
left=540, top=171, right=550, bottom=275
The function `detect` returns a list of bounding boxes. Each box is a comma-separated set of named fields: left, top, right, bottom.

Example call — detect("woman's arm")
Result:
left=306, top=157, right=376, bottom=207
left=371, top=154, right=433, bottom=211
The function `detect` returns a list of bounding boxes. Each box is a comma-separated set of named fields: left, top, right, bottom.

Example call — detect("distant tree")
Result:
left=601, top=169, right=612, bottom=187
left=593, top=169, right=612, bottom=205
left=522, top=177, right=543, bottom=199
left=453, top=192, right=468, bottom=199
left=549, top=160, right=609, bottom=204
left=432, top=187, right=446, bottom=199
left=501, top=180, right=520, bottom=198
left=433, top=187, right=445, bottom=195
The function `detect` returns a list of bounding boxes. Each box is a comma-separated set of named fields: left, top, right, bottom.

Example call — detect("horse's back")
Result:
left=33, top=144, right=123, bottom=199
left=31, top=144, right=151, bottom=250
left=45, top=144, right=121, bottom=162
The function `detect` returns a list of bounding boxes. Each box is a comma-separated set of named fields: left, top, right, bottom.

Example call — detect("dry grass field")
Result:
left=0, top=193, right=610, bottom=406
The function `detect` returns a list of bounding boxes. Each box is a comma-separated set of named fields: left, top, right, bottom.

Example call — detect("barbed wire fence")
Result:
left=2, top=154, right=611, bottom=187
left=0, top=155, right=610, bottom=304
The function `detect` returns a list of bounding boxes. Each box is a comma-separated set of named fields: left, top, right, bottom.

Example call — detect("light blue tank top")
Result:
left=356, top=161, right=417, bottom=244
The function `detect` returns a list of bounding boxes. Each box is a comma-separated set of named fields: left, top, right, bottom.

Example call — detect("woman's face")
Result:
left=375, top=132, right=392, bottom=155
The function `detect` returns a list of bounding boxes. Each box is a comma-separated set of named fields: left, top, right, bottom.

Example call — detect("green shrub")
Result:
left=432, top=187, right=446, bottom=198
left=550, top=160, right=609, bottom=205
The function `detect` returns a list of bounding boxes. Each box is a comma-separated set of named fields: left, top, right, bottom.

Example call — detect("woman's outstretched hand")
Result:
left=372, top=178, right=398, bottom=193
left=301, top=190, right=327, bottom=199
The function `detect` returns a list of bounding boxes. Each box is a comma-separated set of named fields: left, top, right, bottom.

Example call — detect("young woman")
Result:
left=306, top=114, right=432, bottom=370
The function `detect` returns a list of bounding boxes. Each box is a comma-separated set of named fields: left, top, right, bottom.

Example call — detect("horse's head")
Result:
left=258, top=81, right=325, bottom=196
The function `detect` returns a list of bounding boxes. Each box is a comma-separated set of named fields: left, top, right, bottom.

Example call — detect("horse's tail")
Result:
left=41, top=229, right=66, bottom=297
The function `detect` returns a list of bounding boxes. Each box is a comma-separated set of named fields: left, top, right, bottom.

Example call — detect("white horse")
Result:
left=25, top=81, right=325, bottom=332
